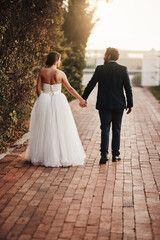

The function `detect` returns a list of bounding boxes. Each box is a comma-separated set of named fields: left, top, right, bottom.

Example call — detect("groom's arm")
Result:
left=123, top=67, right=133, bottom=108
left=82, top=66, right=99, bottom=100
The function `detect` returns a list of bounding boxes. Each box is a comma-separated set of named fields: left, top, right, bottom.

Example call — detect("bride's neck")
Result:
left=51, top=64, right=57, bottom=69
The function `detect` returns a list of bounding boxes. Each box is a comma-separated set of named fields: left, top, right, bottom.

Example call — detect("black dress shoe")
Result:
left=112, top=156, right=121, bottom=162
left=99, top=156, right=109, bottom=164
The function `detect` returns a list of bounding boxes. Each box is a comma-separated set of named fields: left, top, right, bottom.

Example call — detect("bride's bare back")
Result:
left=40, top=67, right=63, bottom=85
left=36, top=67, right=66, bottom=96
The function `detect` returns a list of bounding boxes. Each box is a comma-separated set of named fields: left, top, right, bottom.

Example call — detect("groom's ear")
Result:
left=107, top=55, right=111, bottom=61
left=104, top=54, right=110, bottom=63
left=104, top=54, right=108, bottom=62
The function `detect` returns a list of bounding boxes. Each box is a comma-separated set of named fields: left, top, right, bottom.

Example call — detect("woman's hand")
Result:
left=79, top=99, right=87, bottom=108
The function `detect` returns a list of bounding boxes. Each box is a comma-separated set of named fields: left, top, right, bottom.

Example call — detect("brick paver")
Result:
left=0, top=87, right=160, bottom=240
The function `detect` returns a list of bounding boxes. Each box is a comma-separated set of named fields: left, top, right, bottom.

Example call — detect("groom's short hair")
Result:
left=105, top=47, right=119, bottom=61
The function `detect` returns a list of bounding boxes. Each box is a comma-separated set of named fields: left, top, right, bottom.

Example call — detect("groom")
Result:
left=81, top=47, right=133, bottom=163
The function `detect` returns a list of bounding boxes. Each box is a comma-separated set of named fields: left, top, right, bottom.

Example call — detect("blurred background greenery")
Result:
left=0, top=0, right=95, bottom=152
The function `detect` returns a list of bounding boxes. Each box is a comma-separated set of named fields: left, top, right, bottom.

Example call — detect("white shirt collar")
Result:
left=108, top=60, right=116, bottom=63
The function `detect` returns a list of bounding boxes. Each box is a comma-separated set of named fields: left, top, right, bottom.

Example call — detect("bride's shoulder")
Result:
left=57, top=69, right=66, bottom=77
left=39, top=67, right=47, bottom=74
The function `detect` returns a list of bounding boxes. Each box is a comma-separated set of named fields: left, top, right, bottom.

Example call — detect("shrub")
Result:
left=0, top=0, right=64, bottom=151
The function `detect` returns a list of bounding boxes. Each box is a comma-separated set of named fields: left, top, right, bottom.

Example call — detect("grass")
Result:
left=148, top=86, right=160, bottom=102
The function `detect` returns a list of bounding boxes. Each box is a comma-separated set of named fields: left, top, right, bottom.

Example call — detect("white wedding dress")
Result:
left=27, top=83, right=86, bottom=167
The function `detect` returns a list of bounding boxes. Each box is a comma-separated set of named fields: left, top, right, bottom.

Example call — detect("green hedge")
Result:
left=149, top=86, right=160, bottom=102
left=0, top=0, right=95, bottom=152
left=0, top=0, right=64, bottom=151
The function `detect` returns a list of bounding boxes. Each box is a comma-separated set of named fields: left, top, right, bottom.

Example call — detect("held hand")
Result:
left=126, top=107, right=132, bottom=114
left=79, top=99, right=87, bottom=108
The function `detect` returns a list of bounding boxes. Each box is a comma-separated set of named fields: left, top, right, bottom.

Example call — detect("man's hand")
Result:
left=126, top=107, right=132, bottom=114
left=79, top=99, right=87, bottom=108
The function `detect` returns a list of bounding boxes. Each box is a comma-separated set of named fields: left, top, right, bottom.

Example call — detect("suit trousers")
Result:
left=99, top=109, right=124, bottom=157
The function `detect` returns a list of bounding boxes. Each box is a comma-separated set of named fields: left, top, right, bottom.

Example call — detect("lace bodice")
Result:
left=42, top=83, right=61, bottom=95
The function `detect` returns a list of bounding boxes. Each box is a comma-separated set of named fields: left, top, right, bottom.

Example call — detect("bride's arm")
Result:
left=36, top=72, right=42, bottom=96
left=62, top=72, right=87, bottom=106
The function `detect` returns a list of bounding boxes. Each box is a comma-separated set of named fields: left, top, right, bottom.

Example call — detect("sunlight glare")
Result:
left=87, top=0, right=160, bottom=51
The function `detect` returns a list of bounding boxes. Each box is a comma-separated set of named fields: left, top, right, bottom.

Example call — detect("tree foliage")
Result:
left=0, top=0, right=95, bottom=152
left=0, top=0, right=64, bottom=148
left=63, top=0, right=94, bottom=47
left=62, top=0, right=95, bottom=100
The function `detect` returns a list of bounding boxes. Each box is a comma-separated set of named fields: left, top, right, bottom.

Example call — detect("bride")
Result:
left=27, top=51, right=86, bottom=167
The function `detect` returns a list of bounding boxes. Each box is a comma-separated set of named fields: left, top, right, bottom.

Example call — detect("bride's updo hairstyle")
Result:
left=46, top=51, right=61, bottom=67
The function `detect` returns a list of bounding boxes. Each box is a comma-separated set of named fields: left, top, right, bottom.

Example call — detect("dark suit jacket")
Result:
left=82, top=62, right=133, bottom=110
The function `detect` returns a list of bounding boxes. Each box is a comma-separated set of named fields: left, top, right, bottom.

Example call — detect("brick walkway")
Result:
left=0, top=87, right=160, bottom=240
